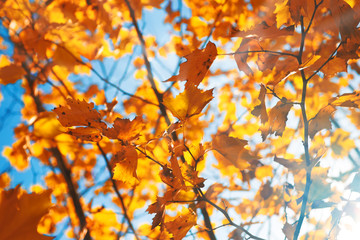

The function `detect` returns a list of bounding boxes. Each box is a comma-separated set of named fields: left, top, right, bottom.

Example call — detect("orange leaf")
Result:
left=112, top=145, right=139, bottom=186
left=164, top=208, right=196, bottom=240
left=251, top=84, right=268, bottom=124
left=163, top=84, right=213, bottom=121
left=0, top=186, right=53, bottom=240
left=231, top=21, right=294, bottom=40
left=170, top=156, right=186, bottom=188
left=67, top=127, right=103, bottom=142
left=53, top=98, right=107, bottom=129
left=102, top=116, right=144, bottom=141
left=166, top=41, right=217, bottom=86
left=259, top=99, right=292, bottom=141
left=0, top=64, right=26, bottom=85
left=308, top=105, right=336, bottom=138
left=212, top=134, right=258, bottom=170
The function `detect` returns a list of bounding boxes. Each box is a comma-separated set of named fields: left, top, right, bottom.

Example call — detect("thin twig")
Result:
left=96, top=143, right=140, bottom=240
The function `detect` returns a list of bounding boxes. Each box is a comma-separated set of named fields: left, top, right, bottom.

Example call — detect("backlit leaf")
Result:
left=308, top=105, right=336, bottom=139
left=102, top=116, right=144, bottom=142
left=251, top=84, right=268, bottom=124
left=163, top=84, right=213, bottom=121
left=166, top=41, right=217, bottom=86
left=0, top=186, right=53, bottom=240
left=164, top=208, right=196, bottom=240
left=112, top=145, right=139, bottom=186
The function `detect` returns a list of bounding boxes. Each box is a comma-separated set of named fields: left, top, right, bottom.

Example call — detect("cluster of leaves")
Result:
left=1, top=0, right=360, bottom=239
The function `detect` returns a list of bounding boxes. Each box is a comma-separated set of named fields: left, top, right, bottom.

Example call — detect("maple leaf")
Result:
left=251, top=84, right=268, bottom=124
left=231, top=21, right=294, bottom=40
left=112, top=145, right=139, bottom=186
left=0, top=186, right=53, bottom=240
left=329, top=91, right=360, bottom=108
left=53, top=98, right=107, bottom=129
left=259, top=99, right=293, bottom=141
left=308, top=105, right=336, bottom=139
left=234, top=38, right=253, bottom=76
left=164, top=208, right=196, bottom=240
left=163, top=84, right=213, bottom=122
left=102, top=116, right=144, bottom=142
left=166, top=41, right=217, bottom=86
left=212, top=134, right=258, bottom=170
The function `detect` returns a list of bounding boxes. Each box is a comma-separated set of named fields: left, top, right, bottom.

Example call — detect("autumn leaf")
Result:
left=282, top=222, right=296, bottom=240
left=163, top=84, right=213, bottom=121
left=234, top=38, right=253, bottom=76
left=164, top=208, right=196, bottom=240
left=274, top=155, right=305, bottom=171
left=0, top=63, right=26, bottom=85
left=33, top=112, right=66, bottom=139
left=102, top=116, right=144, bottom=142
left=67, top=127, right=103, bottom=142
left=166, top=41, right=217, bottom=86
left=329, top=91, right=360, bottom=108
left=212, top=134, right=258, bottom=170
left=112, top=145, right=139, bottom=186
left=308, top=105, right=336, bottom=138
left=2, top=137, right=29, bottom=171
left=0, top=186, right=53, bottom=240
left=251, top=84, right=268, bottom=124
left=231, top=21, right=294, bottom=40
left=53, top=98, right=107, bottom=129
left=259, top=99, right=292, bottom=141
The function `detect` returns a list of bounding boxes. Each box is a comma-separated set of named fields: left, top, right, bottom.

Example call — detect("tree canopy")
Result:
left=1, top=0, right=360, bottom=239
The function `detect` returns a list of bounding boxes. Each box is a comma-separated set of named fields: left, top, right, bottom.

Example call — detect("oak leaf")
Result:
left=163, top=84, right=213, bottom=122
left=166, top=41, right=217, bottom=86
left=112, top=145, right=139, bottom=186
left=0, top=186, right=53, bottom=240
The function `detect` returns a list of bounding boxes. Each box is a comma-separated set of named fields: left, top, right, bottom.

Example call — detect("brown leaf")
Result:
left=164, top=208, right=196, bottom=240
left=53, top=98, right=107, bottom=129
left=308, top=105, right=336, bottom=138
left=234, top=38, right=253, bottom=76
left=251, top=84, right=268, bottom=124
left=260, top=181, right=273, bottom=200
left=260, top=99, right=292, bottom=141
left=212, top=134, right=258, bottom=170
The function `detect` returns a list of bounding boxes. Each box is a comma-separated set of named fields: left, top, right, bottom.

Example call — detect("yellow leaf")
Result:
left=112, top=146, right=139, bottom=186
left=33, top=112, right=66, bottom=139
left=163, top=84, right=213, bottom=121
left=67, top=127, right=103, bottom=142
left=255, top=165, right=273, bottom=180
left=3, top=137, right=29, bottom=171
